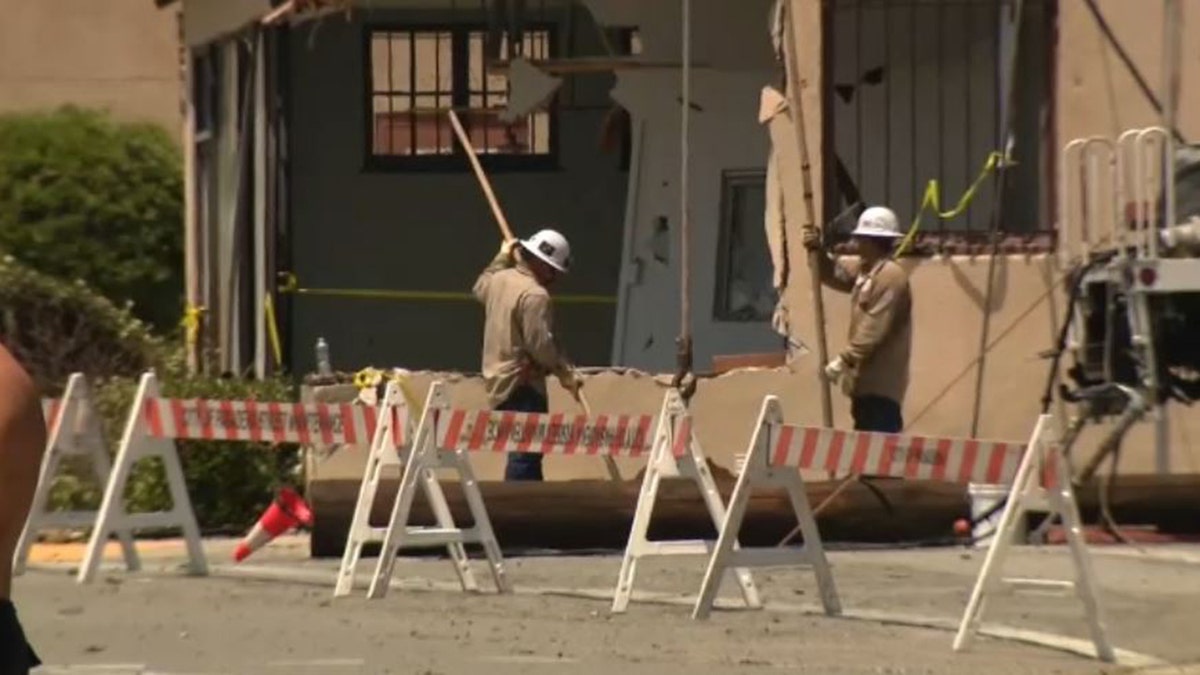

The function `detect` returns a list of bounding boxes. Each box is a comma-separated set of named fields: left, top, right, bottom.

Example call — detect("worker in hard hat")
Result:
left=0, top=343, right=44, bottom=672
left=473, top=229, right=583, bottom=481
left=803, top=206, right=912, bottom=433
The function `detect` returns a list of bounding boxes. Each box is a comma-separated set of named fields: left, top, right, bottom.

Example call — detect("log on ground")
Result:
left=308, top=472, right=969, bottom=558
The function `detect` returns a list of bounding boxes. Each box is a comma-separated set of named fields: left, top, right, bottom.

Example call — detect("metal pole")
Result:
left=680, top=0, right=692, bottom=372
left=1155, top=0, right=1182, bottom=474
left=969, top=0, right=1025, bottom=438
left=672, top=0, right=697, bottom=401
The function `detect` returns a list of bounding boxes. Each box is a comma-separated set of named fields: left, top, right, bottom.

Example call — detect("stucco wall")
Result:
left=0, top=0, right=180, bottom=130
left=1057, top=0, right=1200, bottom=145
left=285, top=6, right=628, bottom=373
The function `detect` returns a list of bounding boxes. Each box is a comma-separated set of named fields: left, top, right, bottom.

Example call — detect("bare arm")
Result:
left=0, top=345, right=46, bottom=600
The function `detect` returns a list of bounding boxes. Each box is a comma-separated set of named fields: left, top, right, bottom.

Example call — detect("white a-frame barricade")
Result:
left=81, top=371, right=386, bottom=583
left=612, top=389, right=762, bottom=613
left=15, top=374, right=137, bottom=575
left=692, top=396, right=839, bottom=619
left=366, top=381, right=511, bottom=599
left=334, top=379, right=421, bottom=597
left=954, top=414, right=1114, bottom=662
left=695, top=395, right=1041, bottom=619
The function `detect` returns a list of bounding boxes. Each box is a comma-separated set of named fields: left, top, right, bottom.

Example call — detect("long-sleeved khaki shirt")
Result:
left=816, top=255, right=912, bottom=403
left=473, top=248, right=571, bottom=407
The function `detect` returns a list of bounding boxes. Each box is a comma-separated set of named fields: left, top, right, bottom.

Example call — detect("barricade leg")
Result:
left=79, top=373, right=206, bottom=583
left=367, top=382, right=504, bottom=599
left=611, top=448, right=663, bottom=613
left=419, top=464, right=479, bottom=593
left=450, top=448, right=510, bottom=593
left=16, top=376, right=138, bottom=576
left=611, top=390, right=760, bottom=614
left=367, top=423, right=427, bottom=599
left=953, top=414, right=1113, bottom=662
left=335, top=383, right=406, bottom=597
left=693, top=396, right=840, bottom=619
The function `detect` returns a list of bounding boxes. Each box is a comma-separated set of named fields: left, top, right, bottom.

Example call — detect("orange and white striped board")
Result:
left=694, top=394, right=1106, bottom=664
left=360, top=382, right=759, bottom=610
left=140, top=397, right=402, bottom=447
left=769, top=426, right=1027, bottom=485
left=80, top=371, right=413, bottom=585
left=436, top=409, right=660, bottom=458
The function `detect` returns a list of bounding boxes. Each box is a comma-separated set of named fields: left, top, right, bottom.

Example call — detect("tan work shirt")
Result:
left=818, top=256, right=912, bottom=403
left=473, top=249, right=571, bottom=407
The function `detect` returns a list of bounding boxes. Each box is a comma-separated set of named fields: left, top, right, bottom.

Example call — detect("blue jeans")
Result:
left=851, top=395, right=903, bottom=433
left=498, top=385, right=547, bottom=481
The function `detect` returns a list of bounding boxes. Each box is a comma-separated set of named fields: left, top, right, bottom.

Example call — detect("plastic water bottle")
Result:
left=315, top=337, right=332, bottom=376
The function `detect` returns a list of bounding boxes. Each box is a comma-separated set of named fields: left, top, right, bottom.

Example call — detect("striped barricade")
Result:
left=362, top=382, right=761, bottom=613
left=334, top=379, right=422, bottom=597
left=15, top=374, right=137, bottom=576
left=79, top=371, right=406, bottom=584
left=692, top=398, right=1112, bottom=661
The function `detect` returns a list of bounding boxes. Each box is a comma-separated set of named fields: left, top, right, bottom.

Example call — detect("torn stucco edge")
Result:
left=761, top=86, right=810, bottom=361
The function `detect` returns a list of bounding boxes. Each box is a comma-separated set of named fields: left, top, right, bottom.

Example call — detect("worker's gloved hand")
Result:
left=558, top=370, right=584, bottom=395
left=823, top=356, right=845, bottom=383
left=500, top=238, right=520, bottom=261
left=802, top=226, right=821, bottom=251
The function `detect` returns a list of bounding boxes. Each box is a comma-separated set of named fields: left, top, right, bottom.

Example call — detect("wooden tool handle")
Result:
left=447, top=109, right=515, bottom=242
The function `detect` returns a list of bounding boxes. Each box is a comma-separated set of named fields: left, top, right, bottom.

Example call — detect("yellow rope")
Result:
left=895, top=151, right=1011, bottom=257
left=181, top=304, right=205, bottom=350
left=277, top=272, right=616, bottom=306
left=263, top=293, right=284, bottom=369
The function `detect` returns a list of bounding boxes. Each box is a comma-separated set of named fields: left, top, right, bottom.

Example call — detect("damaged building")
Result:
left=163, top=0, right=1200, bottom=500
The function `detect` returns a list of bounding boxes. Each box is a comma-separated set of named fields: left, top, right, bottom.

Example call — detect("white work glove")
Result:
left=558, top=369, right=583, bottom=396
left=823, top=356, right=845, bottom=383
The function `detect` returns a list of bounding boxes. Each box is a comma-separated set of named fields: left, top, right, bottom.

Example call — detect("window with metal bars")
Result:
left=823, top=0, right=1055, bottom=252
left=365, top=25, right=555, bottom=170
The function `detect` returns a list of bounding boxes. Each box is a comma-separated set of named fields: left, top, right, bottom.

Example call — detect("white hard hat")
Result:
left=851, top=206, right=903, bottom=238
left=521, top=229, right=571, bottom=273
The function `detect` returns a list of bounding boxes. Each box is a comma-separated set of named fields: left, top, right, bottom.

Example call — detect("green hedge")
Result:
left=0, top=254, right=162, bottom=391
left=0, top=107, right=183, bottom=331
left=0, top=257, right=302, bottom=534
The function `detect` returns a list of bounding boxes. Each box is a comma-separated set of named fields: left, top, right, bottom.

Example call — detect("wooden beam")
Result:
left=309, top=475, right=969, bottom=557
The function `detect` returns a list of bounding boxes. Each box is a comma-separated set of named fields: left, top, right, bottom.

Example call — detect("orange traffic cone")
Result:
left=234, top=487, right=313, bottom=563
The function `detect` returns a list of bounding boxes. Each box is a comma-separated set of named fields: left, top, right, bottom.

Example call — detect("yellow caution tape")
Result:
left=895, top=151, right=1011, bottom=257
left=181, top=304, right=206, bottom=349
left=263, top=292, right=284, bottom=369
left=277, top=271, right=616, bottom=306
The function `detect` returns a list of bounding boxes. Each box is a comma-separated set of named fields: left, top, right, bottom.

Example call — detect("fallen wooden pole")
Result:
left=309, top=475, right=970, bottom=557
left=308, top=473, right=1200, bottom=557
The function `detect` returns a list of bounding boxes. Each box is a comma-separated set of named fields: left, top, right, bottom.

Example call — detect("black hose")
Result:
left=962, top=260, right=1100, bottom=534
